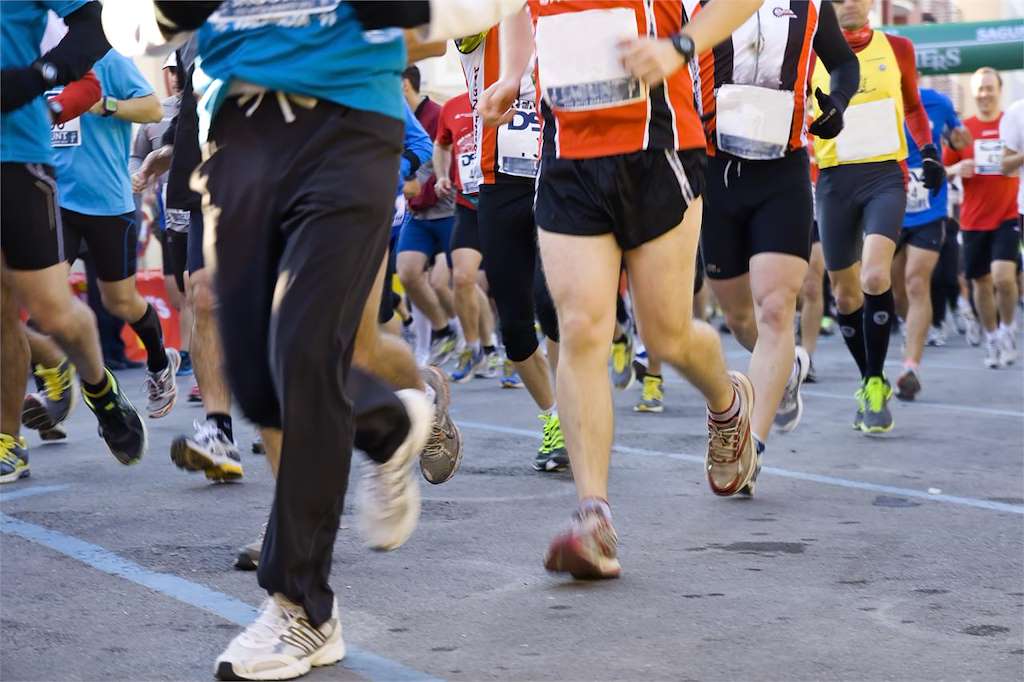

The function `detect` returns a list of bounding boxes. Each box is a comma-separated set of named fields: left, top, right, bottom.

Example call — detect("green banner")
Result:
left=881, top=20, right=1024, bottom=75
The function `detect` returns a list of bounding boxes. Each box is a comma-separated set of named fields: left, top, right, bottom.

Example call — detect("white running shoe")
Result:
left=355, top=389, right=432, bottom=551
left=214, top=594, right=344, bottom=681
left=773, top=346, right=810, bottom=433
left=999, top=327, right=1018, bottom=366
left=966, top=318, right=983, bottom=347
left=926, top=326, right=947, bottom=347
left=145, top=348, right=180, bottom=418
left=984, top=337, right=1001, bottom=369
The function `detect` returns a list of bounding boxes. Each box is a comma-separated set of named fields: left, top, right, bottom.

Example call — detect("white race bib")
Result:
left=497, top=98, right=539, bottom=178
left=715, top=84, right=794, bottom=160
left=457, top=149, right=482, bottom=195
left=392, top=195, right=407, bottom=228
left=974, top=139, right=1005, bottom=175
left=906, top=167, right=930, bottom=214
left=835, top=98, right=900, bottom=163
left=535, top=8, right=643, bottom=111
left=51, top=116, right=81, bottom=147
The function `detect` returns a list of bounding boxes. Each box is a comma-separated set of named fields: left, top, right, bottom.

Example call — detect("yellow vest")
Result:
left=811, top=31, right=908, bottom=169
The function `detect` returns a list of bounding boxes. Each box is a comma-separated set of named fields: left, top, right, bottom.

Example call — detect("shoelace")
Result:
left=865, top=381, right=886, bottom=412
left=143, top=367, right=168, bottom=401
left=243, top=597, right=294, bottom=644
left=37, top=364, right=71, bottom=402
left=0, top=435, right=20, bottom=466
left=611, top=342, right=628, bottom=373
left=421, top=416, right=449, bottom=462
left=540, top=415, right=564, bottom=452
left=643, top=378, right=662, bottom=401
left=707, top=418, right=741, bottom=464
left=191, top=419, right=233, bottom=454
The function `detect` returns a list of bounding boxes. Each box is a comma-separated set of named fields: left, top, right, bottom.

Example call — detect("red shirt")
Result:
left=944, top=114, right=1019, bottom=231
left=436, top=93, right=479, bottom=210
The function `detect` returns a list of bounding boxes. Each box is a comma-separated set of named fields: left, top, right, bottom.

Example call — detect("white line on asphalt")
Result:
left=457, top=421, right=1024, bottom=515
left=799, top=389, right=1024, bottom=418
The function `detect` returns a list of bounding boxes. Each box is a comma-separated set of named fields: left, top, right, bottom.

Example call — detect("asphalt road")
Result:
left=2, top=327, right=1022, bottom=681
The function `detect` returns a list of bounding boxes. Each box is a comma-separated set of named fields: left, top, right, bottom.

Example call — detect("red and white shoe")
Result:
left=544, top=504, right=621, bottom=580
left=705, top=371, right=756, bottom=497
left=188, top=382, right=202, bottom=404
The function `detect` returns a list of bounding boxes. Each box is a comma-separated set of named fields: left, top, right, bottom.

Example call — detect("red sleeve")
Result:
left=437, top=101, right=454, bottom=147
left=942, top=142, right=962, bottom=166
left=886, top=34, right=931, bottom=150
left=48, top=71, right=101, bottom=124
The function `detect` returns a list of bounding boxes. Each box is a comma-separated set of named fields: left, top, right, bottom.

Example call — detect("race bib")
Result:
left=835, top=98, right=900, bottom=163
left=51, top=116, right=82, bottom=147
left=392, top=195, right=407, bottom=228
left=906, top=167, right=930, bottom=214
left=715, top=85, right=794, bottom=160
left=974, top=139, right=1005, bottom=175
left=457, top=150, right=482, bottom=195
left=497, top=98, right=540, bottom=178
left=166, top=208, right=191, bottom=234
left=535, top=8, right=643, bottom=111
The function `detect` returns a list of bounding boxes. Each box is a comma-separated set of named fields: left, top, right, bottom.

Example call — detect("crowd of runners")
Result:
left=1, top=0, right=1021, bottom=680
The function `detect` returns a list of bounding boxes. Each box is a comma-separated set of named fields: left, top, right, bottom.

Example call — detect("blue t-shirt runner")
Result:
left=904, top=88, right=962, bottom=228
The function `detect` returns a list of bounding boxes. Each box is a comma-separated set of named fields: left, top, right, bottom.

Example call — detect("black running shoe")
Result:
left=82, top=370, right=147, bottom=465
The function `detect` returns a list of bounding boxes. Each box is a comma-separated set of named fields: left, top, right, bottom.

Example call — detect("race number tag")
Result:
left=457, top=150, right=482, bottom=195
left=535, top=8, right=643, bottom=111
left=906, top=167, right=930, bottom=214
left=974, top=139, right=1005, bottom=175
left=497, top=98, right=540, bottom=178
left=392, top=195, right=407, bottom=228
left=716, top=85, right=794, bottom=160
left=835, top=98, right=900, bottom=163
left=51, top=116, right=81, bottom=147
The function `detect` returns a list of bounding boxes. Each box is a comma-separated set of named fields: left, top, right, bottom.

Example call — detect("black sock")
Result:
left=402, top=315, right=414, bottom=328
left=207, top=413, right=233, bottom=442
left=483, top=344, right=496, bottom=355
left=863, top=289, right=895, bottom=378
left=81, top=371, right=113, bottom=399
left=836, top=307, right=868, bottom=379
left=130, top=304, right=168, bottom=372
left=430, top=324, right=452, bottom=341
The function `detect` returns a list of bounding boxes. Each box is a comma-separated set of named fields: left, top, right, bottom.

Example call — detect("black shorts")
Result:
left=962, top=219, right=1023, bottom=279
left=897, top=219, right=945, bottom=253
left=164, top=228, right=189, bottom=292
left=534, top=148, right=706, bottom=250
left=1, top=163, right=64, bottom=271
left=61, top=208, right=139, bottom=282
left=450, top=202, right=482, bottom=256
left=812, top=221, right=820, bottom=244
left=701, top=149, right=813, bottom=280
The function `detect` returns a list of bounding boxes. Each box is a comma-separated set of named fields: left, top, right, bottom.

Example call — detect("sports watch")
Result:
left=670, top=32, right=696, bottom=62
left=33, top=61, right=58, bottom=86
left=101, top=96, right=118, bottom=117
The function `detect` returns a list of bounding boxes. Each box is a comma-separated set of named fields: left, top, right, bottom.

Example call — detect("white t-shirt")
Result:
left=999, top=99, right=1024, bottom=215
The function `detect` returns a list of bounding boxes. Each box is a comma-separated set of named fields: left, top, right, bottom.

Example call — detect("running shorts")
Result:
left=534, top=148, right=706, bottom=251
left=897, top=219, right=945, bottom=253
left=165, top=228, right=189, bottom=293
left=450, top=203, right=482, bottom=257
left=1, top=163, right=64, bottom=271
left=701, top=149, right=813, bottom=280
left=397, top=215, right=455, bottom=259
left=962, top=219, right=1022, bottom=279
left=61, top=208, right=139, bottom=282
left=816, top=160, right=905, bottom=272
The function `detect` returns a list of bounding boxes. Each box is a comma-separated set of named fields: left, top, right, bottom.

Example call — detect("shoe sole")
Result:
left=170, top=436, right=244, bottom=481
left=0, top=467, right=30, bottom=484
left=234, top=551, right=259, bottom=571
left=633, top=404, right=664, bottom=413
left=215, top=637, right=345, bottom=681
left=21, top=394, right=56, bottom=431
left=147, top=350, right=181, bottom=419
left=544, top=538, right=621, bottom=580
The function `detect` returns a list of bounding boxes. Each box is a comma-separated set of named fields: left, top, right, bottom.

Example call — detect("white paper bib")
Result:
left=906, top=167, right=930, bottom=214
left=457, top=148, right=482, bottom=194
left=835, top=98, right=900, bottom=163
left=715, top=84, right=794, bottom=160
left=974, top=139, right=1005, bottom=175
left=497, top=98, right=539, bottom=178
left=51, top=116, right=82, bottom=147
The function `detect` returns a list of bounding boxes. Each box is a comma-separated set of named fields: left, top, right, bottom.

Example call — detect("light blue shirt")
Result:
left=0, top=0, right=87, bottom=164
left=53, top=50, right=153, bottom=216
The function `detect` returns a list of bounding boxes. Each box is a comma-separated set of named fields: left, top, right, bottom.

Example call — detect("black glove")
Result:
left=1, top=67, right=46, bottom=114
left=808, top=87, right=845, bottom=140
left=920, top=143, right=946, bottom=192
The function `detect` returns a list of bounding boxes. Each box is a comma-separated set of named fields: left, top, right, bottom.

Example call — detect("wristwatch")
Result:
left=33, top=61, right=58, bottom=86
left=670, top=32, right=696, bottom=62
left=101, top=95, right=118, bottom=117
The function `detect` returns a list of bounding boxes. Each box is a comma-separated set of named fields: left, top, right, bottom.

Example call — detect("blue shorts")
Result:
left=396, top=215, right=454, bottom=260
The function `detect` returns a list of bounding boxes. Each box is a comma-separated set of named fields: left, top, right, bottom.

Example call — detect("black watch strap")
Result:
left=671, top=32, right=695, bottom=61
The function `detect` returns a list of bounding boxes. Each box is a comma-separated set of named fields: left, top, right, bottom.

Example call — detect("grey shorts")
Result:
left=816, top=161, right=906, bottom=272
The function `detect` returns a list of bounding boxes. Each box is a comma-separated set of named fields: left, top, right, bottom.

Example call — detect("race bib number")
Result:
left=497, top=98, right=540, bottom=178
left=535, top=8, right=643, bottom=111
left=974, top=139, right=1005, bottom=175
left=51, top=116, right=81, bottom=147
left=392, top=195, right=407, bottom=228
left=906, top=167, right=930, bottom=214
left=835, top=98, right=900, bottom=163
left=715, top=85, right=794, bottom=160
left=457, top=150, right=482, bottom=194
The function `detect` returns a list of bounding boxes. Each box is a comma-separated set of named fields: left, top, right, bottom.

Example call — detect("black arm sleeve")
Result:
left=812, top=1, right=859, bottom=110
left=39, top=2, right=111, bottom=85
left=154, top=1, right=223, bottom=34
left=348, top=1, right=430, bottom=30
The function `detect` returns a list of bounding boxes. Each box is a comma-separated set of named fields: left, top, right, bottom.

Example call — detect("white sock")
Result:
left=541, top=404, right=557, bottom=417
left=470, top=340, right=481, bottom=353
left=986, top=330, right=999, bottom=343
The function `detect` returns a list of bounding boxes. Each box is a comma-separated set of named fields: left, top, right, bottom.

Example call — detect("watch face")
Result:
left=41, top=63, right=57, bottom=82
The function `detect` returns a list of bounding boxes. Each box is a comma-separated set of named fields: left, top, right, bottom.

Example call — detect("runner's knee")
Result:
left=501, top=318, right=539, bottom=363
left=860, top=265, right=891, bottom=295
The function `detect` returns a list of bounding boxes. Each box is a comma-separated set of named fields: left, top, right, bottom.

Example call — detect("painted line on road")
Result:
left=0, top=505, right=442, bottom=682
left=0, top=484, right=69, bottom=503
left=458, top=421, right=1024, bottom=516
left=799, top=389, right=1024, bottom=418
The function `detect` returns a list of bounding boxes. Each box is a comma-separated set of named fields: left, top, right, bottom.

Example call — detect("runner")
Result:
left=2, top=0, right=146, bottom=477
left=480, top=0, right=762, bottom=579
left=456, top=26, right=568, bottom=472
left=698, top=0, right=858, bottom=455
left=1000, top=95, right=1024, bottom=227
left=812, top=0, right=942, bottom=433
left=944, top=68, right=1020, bottom=369
left=892, top=85, right=969, bottom=400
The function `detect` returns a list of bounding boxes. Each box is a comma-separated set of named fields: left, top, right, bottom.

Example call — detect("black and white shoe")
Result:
left=170, top=420, right=243, bottom=481
left=773, top=346, right=810, bottom=433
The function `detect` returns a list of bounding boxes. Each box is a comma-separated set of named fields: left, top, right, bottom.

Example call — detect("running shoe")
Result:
left=176, top=350, right=193, bottom=377
left=450, top=347, right=485, bottom=384
left=926, top=325, right=947, bottom=347
left=860, top=376, right=894, bottom=434
left=999, top=327, right=1018, bottom=366
left=820, top=316, right=837, bottom=336
left=419, top=366, right=463, bottom=484
left=738, top=440, right=764, bottom=497
left=534, top=413, right=569, bottom=472
left=501, top=360, right=524, bottom=389
left=610, top=330, right=636, bottom=390
left=82, top=370, right=147, bottom=465
left=805, top=357, right=817, bottom=384
left=38, top=424, right=67, bottom=441
left=355, top=389, right=431, bottom=551
left=633, top=375, right=664, bottom=413
left=705, top=371, right=756, bottom=497
left=967, top=318, right=983, bottom=347
left=428, top=331, right=457, bottom=367
left=214, top=594, right=344, bottom=681
left=0, top=435, right=30, bottom=484
left=544, top=504, right=620, bottom=580
left=235, top=523, right=266, bottom=571
left=145, top=348, right=181, bottom=418
left=170, top=419, right=244, bottom=481
left=252, top=436, right=265, bottom=455
left=852, top=380, right=866, bottom=431
left=476, top=350, right=501, bottom=379
left=895, top=368, right=921, bottom=402
left=773, top=346, right=810, bottom=433
left=984, top=336, right=1001, bottom=369
left=188, top=381, right=202, bottom=404
left=401, top=321, right=416, bottom=348
left=22, top=358, right=76, bottom=431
